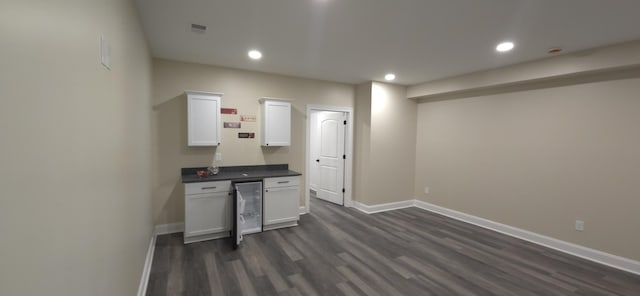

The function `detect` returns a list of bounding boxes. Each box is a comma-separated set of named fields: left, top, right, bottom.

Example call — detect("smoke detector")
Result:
left=547, top=47, right=563, bottom=54
left=191, top=24, right=207, bottom=33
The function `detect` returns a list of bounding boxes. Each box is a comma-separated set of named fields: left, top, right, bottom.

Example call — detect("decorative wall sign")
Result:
left=221, top=108, right=238, bottom=115
left=224, top=122, right=241, bottom=128
left=238, top=132, right=255, bottom=138
left=240, top=115, right=256, bottom=122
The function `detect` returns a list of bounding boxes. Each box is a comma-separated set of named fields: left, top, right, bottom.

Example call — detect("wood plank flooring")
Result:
left=147, top=198, right=640, bottom=295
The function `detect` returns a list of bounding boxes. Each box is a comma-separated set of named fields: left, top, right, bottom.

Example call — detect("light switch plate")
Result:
left=100, top=35, right=111, bottom=70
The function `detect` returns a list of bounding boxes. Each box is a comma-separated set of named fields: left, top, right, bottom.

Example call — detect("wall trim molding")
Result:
left=407, top=41, right=640, bottom=100
left=411, top=199, right=640, bottom=276
left=155, top=222, right=185, bottom=235
left=354, top=200, right=415, bottom=214
left=299, top=206, right=308, bottom=215
left=137, top=231, right=157, bottom=296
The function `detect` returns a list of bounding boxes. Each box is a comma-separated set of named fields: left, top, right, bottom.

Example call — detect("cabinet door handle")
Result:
left=202, top=186, right=217, bottom=190
left=277, top=181, right=290, bottom=184
left=265, top=187, right=295, bottom=193
left=316, top=159, right=320, bottom=162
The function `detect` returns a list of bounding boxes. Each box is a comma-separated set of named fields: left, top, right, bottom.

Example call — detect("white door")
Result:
left=315, top=111, right=346, bottom=205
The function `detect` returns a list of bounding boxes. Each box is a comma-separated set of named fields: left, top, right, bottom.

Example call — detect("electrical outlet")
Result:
left=424, top=187, right=430, bottom=194
left=575, top=220, right=584, bottom=231
left=215, top=152, right=222, bottom=161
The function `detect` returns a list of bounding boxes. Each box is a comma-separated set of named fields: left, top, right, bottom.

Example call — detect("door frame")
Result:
left=304, top=105, right=354, bottom=213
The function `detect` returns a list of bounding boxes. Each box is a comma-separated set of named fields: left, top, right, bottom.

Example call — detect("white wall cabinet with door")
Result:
left=184, top=180, right=232, bottom=243
left=186, top=91, right=222, bottom=146
left=259, top=98, right=292, bottom=146
left=263, top=176, right=300, bottom=230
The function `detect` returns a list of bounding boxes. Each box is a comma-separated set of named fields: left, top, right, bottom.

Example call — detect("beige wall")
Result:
left=152, top=59, right=355, bottom=224
left=414, top=72, right=640, bottom=261
left=0, top=0, right=153, bottom=295
left=353, top=82, right=417, bottom=205
left=353, top=83, right=372, bottom=203
left=369, top=82, right=417, bottom=204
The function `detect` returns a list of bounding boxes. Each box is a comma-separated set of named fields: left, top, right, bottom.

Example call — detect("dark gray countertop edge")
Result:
left=181, top=164, right=301, bottom=183
left=181, top=164, right=288, bottom=175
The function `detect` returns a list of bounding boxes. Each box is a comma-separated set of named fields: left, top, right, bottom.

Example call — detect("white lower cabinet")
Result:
left=184, top=176, right=300, bottom=243
left=263, top=176, right=300, bottom=230
left=184, top=181, right=232, bottom=244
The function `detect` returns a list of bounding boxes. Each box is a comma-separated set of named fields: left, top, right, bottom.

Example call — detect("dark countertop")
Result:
left=181, top=164, right=301, bottom=183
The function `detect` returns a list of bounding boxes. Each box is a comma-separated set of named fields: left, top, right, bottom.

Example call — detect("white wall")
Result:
left=0, top=0, right=153, bottom=295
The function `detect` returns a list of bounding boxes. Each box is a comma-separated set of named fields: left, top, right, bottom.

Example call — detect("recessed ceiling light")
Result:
left=496, top=41, right=515, bottom=52
left=384, top=73, right=396, bottom=81
left=248, top=50, right=262, bottom=60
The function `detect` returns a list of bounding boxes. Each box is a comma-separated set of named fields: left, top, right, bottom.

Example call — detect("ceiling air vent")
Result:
left=191, top=23, right=207, bottom=33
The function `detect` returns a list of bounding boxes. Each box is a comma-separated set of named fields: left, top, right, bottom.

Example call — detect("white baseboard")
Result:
left=300, top=206, right=308, bottom=215
left=155, top=222, right=185, bottom=235
left=413, top=200, right=640, bottom=276
left=137, top=232, right=157, bottom=296
left=137, top=200, right=639, bottom=295
left=354, top=200, right=414, bottom=214
left=138, top=223, right=184, bottom=295
left=351, top=198, right=640, bottom=275
left=344, top=199, right=354, bottom=208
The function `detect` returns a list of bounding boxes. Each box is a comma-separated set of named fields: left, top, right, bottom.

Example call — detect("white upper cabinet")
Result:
left=260, top=98, right=292, bottom=146
left=186, top=91, right=222, bottom=146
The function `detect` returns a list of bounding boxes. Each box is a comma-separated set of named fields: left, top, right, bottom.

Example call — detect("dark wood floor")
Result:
left=147, top=198, right=640, bottom=295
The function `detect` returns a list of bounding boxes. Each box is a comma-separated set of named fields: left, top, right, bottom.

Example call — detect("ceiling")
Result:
left=135, top=0, right=640, bottom=85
